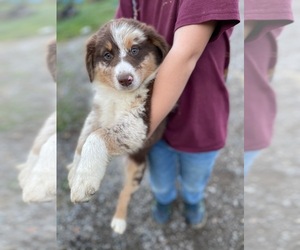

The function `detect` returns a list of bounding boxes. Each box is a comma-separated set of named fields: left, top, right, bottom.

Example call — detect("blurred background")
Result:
left=0, top=0, right=56, bottom=249
left=57, top=1, right=244, bottom=249
left=244, top=1, right=300, bottom=249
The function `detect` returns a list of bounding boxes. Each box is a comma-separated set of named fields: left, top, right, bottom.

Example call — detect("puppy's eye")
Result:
left=130, top=46, right=140, bottom=56
left=103, top=52, right=113, bottom=61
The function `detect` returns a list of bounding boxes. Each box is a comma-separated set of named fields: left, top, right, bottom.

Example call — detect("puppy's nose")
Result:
left=117, top=73, right=133, bottom=87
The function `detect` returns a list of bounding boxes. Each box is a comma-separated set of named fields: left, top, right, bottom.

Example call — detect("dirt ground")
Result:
left=56, top=17, right=244, bottom=250
left=244, top=2, right=300, bottom=250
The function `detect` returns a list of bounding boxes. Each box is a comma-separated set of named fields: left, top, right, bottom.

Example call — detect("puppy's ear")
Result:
left=47, top=39, right=56, bottom=82
left=146, top=27, right=169, bottom=62
left=86, top=34, right=97, bottom=82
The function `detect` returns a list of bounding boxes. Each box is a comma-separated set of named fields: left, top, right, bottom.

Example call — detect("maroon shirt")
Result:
left=244, top=0, right=293, bottom=150
left=116, top=0, right=240, bottom=152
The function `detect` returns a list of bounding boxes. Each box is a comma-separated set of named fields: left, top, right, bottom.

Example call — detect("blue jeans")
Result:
left=148, top=140, right=219, bottom=205
left=244, top=150, right=261, bottom=176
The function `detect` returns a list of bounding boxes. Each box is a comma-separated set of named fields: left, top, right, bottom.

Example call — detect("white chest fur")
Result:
left=94, top=85, right=148, bottom=125
left=93, top=84, right=150, bottom=153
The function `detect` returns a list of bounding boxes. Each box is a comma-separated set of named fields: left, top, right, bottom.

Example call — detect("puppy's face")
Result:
left=86, top=19, right=168, bottom=91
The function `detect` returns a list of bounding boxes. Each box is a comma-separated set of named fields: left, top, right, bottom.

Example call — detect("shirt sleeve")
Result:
left=175, top=0, right=240, bottom=42
left=245, top=0, right=293, bottom=21
left=245, top=0, right=293, bottom=41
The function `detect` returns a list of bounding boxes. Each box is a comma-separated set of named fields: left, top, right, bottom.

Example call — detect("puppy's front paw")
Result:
left=21, top=162, right=56, bottom=203
left=17, top=154, right=39, bottom=189
left=66, top=162, right=73, bottom=170
left=22, top=176, right=56, bottom=203
left=16, top=163, right=28, bottom=171
left=70, top=173, right=100, bottom=203
left=67, top=164, right=76, bottom=188
left=69, top=134, right=108, bottom=203
left=111, top=217, right=127, bottom=234
left=18, top=165, right=32, bottom=189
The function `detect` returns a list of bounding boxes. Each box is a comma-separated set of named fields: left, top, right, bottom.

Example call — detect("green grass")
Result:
left=57, top=0, right=118, bottom=40
left=0, top=1, right=118, bottom=41
left=0, top=2, right=55, bottom=40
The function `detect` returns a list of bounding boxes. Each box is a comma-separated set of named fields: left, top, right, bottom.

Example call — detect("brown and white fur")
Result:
left=67, top=19, right=168, bottom=234
left=17, top=40, right=56, bottom=202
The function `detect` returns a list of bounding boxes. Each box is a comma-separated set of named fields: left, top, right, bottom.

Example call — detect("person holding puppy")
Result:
left=116, top=0, right=240, bottom=227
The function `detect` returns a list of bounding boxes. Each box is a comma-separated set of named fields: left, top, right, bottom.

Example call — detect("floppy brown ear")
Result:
left=146, top=27, right=169, bottom=62
left=47, top=39, right=56, bottom=82
left=151, top=33, right=169, bottom=61
left=85, top=34, right=97, bottom=82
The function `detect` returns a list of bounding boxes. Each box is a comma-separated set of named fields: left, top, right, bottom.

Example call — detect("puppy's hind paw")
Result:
left=111, top=218, right=127, bottom=234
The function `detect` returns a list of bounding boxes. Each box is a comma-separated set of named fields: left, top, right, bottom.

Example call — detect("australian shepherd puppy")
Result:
left=67, top=18, right=169, bottom=234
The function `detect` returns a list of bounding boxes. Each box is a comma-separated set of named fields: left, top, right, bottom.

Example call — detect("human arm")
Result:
left=148, top=21, right=216, bottom=136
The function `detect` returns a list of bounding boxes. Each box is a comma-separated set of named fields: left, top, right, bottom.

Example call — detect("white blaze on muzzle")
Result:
left=114, top=60, right=140, bottom=91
